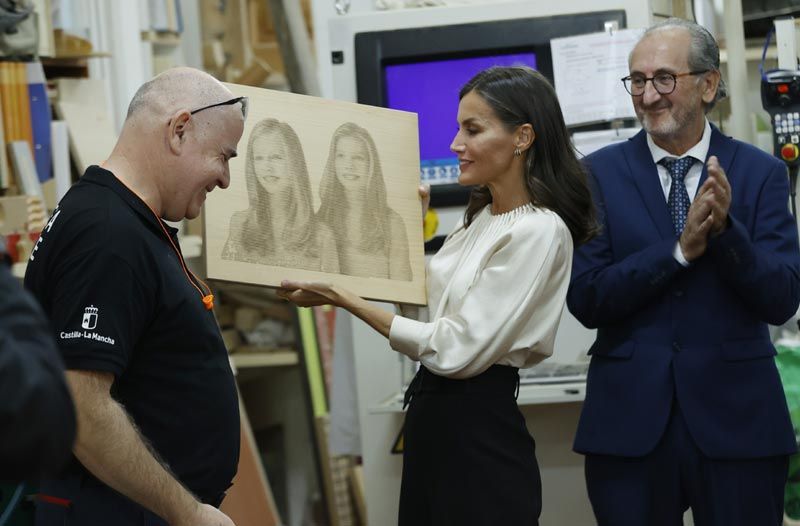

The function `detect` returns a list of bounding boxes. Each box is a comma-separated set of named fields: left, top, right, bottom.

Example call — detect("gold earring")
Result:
left=514, top=147, right=522, bottom=157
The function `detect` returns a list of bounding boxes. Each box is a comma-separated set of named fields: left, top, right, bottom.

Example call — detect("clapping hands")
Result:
left=679, top=155, right=731, bottom=261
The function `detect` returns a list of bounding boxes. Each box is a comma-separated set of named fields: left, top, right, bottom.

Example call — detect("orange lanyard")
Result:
left=113, top=175, right=214, bottom=311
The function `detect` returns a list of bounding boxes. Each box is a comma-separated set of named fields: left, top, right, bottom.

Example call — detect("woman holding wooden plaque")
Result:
left=280, top=66, right=597, bottom=526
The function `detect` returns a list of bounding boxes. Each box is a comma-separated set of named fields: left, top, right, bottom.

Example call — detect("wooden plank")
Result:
left=234, top=61, right=272, bottom=87
left=0, top=196, right=31, bottom=235
left=41, top=178, right=56, bottom=211
left=51, top=121, right=71, bottom=203
left=314, top=415, right=340, bottom=526
left=230, top=351, right=298, bottom=369
left=199, top=0, right=250, bottom=78
left=53, top=78, right=118, bottom=173
left=204, top=83, right=426, bottom=305
left=266, top=0, right=318, bottom=95
left=315, top=416, right=358, bottom=526
left=0, top=63, right=13, bottom=189
left=16, top=63, right=34, bottom=152
left=219, top=396, right=281, bottom=526
left=53, top=29, right=95, bottom=58
left=5, top=63, right=17, bottom=145
left=350, top=465, right=367, bottom=526
left=8, top=141, right=43, bottom=201
left=0, top=78, right=10, bottom=189
left=32, top=0, right=55, bottom=57
left=1, top=64, right=19, bottom=161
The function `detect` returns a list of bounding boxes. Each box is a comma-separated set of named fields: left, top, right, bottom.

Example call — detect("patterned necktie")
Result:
left=660, top=157, right=695, bottom=236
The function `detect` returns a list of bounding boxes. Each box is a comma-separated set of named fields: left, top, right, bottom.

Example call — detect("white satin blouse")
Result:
left=389, top=203, right=573, bottom=379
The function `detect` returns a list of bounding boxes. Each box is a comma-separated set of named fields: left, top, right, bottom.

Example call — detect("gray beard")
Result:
left=639, top=105, right=701, bottom=145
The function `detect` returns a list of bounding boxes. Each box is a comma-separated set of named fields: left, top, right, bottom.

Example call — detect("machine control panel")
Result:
left=762, top=70, right=800, bottom=167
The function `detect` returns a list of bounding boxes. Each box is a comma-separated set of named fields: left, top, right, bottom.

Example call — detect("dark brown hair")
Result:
left=459, top=66, right=598, bottom=244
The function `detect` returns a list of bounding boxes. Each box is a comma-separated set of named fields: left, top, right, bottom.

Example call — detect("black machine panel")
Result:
left=762, top=70, right=800, bottom=167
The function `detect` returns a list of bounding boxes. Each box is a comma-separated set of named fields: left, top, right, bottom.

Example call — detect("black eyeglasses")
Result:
left=190, top=96, right=249, bottom=119
left=621, top=70, right=710, bottom=96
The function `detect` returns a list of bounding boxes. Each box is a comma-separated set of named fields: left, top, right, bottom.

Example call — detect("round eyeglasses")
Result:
left=621, top=70, right=709, bottom=96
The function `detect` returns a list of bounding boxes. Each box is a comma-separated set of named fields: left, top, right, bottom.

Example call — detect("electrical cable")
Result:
left=112, top=176, right=215, bottom=310
left=761, top=27, right=775, bottom=80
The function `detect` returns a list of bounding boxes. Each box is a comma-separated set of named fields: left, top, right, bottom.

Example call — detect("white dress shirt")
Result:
left=389, top=204, right=573, bottom=379
left=646, top=119, right=712, bottom=265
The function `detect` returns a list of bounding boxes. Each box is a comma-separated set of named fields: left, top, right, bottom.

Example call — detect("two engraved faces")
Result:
left=222, top=120, right=412, bottom=281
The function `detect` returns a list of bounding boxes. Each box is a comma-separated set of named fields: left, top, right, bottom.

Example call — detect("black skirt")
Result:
left=399, top=364, right=542, bottom=526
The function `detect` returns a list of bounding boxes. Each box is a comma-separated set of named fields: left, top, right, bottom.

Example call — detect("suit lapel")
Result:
left=623, top=130, right=674, bottom=240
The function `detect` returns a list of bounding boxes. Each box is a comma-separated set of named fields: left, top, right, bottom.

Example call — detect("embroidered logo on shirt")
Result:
left=81, top=305, right=98, bottom=330
left=60, top=304, right=115, bottom=346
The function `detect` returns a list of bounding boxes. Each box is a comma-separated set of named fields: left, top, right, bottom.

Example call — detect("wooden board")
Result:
left=0, top=196, right=31, bottom=235
left=0, top=78, right=10, bottom=189
left=32, top=0, right=55, bottom=57
left=51, top=121, right=71, bottom=204
left=204, top=83, right=426, bottom=305
left=53, top=78, right=118, bottom=173
left=8, top=141, right=43, bottom=201
left=350, top=465, right=367, bottom=526
left=199, top=0, right=251, bottom=79
left=266, top=0, right=318, bottom=95
left=15, top=63, right=34, bottom=154
left=315, top=416, right=357, bottom=526
left=0, top=63, right=17, bottom=148
left=219, top=396, right=281, bottom=526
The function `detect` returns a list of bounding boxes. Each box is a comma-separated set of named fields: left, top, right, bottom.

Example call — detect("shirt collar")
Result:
left=646, top=118, right=711, bottom=165
left=81, top=165, right=180, bottom=240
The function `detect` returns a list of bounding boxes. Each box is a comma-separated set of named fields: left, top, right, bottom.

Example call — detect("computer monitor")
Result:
left=355, top=10, right=626, bottom=206
left=385, top=52, right=538, bottom=189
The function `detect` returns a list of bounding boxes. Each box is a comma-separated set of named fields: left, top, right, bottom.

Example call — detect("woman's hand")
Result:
left=277, top=279, right=395, bottom=338
left=419, top=184, right=431, bottom=219
left=277, top=280, right=344, bottom=307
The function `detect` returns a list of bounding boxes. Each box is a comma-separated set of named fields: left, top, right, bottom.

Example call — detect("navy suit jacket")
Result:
left=568, top=126, right=800, bottom=458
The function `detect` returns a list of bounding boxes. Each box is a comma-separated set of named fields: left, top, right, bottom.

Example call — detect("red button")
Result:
left=779, top=84, right=790, bottom=94
left=781, top=143, right=799, bottom=161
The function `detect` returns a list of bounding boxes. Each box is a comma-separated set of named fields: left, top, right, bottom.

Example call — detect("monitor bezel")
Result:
left=355, top=9, right=627, bottom=207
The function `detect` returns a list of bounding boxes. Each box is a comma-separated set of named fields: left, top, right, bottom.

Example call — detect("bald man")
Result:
left=25, top=68, right=246, bottom=526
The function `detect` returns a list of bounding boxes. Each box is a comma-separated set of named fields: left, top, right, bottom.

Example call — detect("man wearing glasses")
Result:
left=568, top=18, right=800, bottom=525
left=27, top=67, right=246, bottom=526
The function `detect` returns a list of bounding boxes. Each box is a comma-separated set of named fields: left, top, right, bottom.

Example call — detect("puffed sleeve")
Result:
left=389, top=213, right=573, bottom=379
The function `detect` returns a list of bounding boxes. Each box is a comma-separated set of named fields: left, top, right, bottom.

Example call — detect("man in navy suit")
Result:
left=568, top=18, right=800, bottom=525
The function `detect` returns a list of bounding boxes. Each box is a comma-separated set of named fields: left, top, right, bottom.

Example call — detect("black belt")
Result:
left=403, top=364, right=521, bottom=409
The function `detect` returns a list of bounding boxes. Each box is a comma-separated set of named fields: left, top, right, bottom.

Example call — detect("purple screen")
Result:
left=384, top=53, right=536, bottom=182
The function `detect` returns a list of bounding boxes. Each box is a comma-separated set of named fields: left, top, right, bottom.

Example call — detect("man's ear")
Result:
left=701, top=70, right=721, bottom=105
left=516, top=123, right=535, bottom=152
left=168, top=110, right=192, bottom=155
